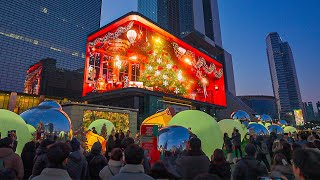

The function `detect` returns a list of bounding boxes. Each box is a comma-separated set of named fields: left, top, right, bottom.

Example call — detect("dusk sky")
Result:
left=101, top=0, right=320, bottom=106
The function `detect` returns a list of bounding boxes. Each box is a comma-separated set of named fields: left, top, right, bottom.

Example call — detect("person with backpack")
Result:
left=86, top=141, right=107, bottom=180
left=66, top=138, right=88, bottom=180
left=255, top=136, right=271, bottom=171
left=0, top=137, right=24, bottom=180
left=99, top=148, right=123, bottom=180
left=232, top=143, right=268, bottom=180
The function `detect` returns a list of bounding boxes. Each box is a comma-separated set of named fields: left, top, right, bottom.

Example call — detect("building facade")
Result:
left=138, top=0, right=222, bottom=47
left=266, top=32, right=303, bottom=118
left=303, top=102, right=315, bottom=122
left=24, top=58, right=83, bottom=99
left=238, top=95, right=278, bottom=119
left=0, top=0, right=102, bottom=92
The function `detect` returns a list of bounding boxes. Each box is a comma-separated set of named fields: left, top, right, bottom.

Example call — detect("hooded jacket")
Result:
left=232, top=155, right=268, bottom=180
left=31, top=168, right=72, bottom=180
left=0, top=147, right=24, bottom=180
left=99, top=159, right=122, bottom=180
left=86, top=142, right=107, bottom=179
left=32, top=146, right=49, bottom=177
left=66, top=150, right=88, bottom=180
left=110, top=164, right=154, bottom=180
left=175, top=150, right=210, bottom=180
left=208, top=161, right=231, bottom=180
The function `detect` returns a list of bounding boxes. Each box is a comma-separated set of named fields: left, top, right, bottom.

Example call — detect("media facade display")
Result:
left=83, top=14, right=226, bottom=107
left=294, top=109, right=304, bottom=126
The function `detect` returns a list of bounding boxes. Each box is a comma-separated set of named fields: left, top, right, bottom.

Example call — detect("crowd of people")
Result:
left=0, top=127, right=320, bottom=180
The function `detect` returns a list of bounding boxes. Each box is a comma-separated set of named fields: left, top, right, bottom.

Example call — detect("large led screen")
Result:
left=83, top=14, right=226, bottom=106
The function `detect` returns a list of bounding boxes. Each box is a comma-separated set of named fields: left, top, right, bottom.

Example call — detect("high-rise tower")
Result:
left=0, top=0, right=102, bottom=92
left=266, top=32, right=303, bottom=118
left=138, top=0, right=222, bottom=47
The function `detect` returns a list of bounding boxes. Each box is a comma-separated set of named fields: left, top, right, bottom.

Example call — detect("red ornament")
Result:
left=147, top=75, right=152, bottom=80
left=158, top=66, right=163, bottom=71
left=172, top=65, right=178, bottom=71
left=165, top=52, right=168, bottom=56
left=148, top=50, right=154, bottom=54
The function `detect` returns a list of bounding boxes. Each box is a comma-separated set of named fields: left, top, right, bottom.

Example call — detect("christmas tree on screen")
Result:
left=139, top=37, right=186, bottom=95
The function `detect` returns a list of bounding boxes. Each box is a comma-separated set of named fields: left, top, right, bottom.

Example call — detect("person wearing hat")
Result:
left=0, top=137, right=24, bottom=180
left=232, top=143, right=268, bottom=180
left=66, top=138, right=88, bottom=180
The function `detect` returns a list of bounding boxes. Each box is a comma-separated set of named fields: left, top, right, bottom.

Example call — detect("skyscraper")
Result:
left=0, top=0, right=102, bottom=92
left=303, top=102, right=315, bottom=121
left=266, top=32, right=303, bottom=118
left=316, top=101, right=320, bottom=120
left=138, top=0, right=222, bottom=47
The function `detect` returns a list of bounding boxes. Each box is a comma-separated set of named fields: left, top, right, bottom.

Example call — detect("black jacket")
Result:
left=66, top=150, right=88, bottom=180
left=32, top=146, right=48, bottom=176
left=232, top=156, right=268, bottom=180
left=232, top=132, right=241, bottom=146
left=175, top=150, right=210, bottom=180
left=21, top=143, right=36, bottom=179
left=86, top=143, right=107, bottom=180
left=208, top=161, right=231, bottom=180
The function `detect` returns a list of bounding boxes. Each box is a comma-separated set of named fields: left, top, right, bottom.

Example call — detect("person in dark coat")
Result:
left=92, top=127, right=98, bottom=134
left=106, top=135, right=115, bottom=160
left=275, top=142, right=292, bottom=164
left=232, top=129, right=242, bottom=158
left=110, top=144, right=154, bottom=180
left=223, top=133, right=233, bottom=163
left=114, top=133, right=121, bottom=149
left=255, top=136, right=270, bottom=171
left=175, top=137, right=210, bottom=179
left=66, top=138, right=88, bottom=180
left=270, top=153, right=294, bottom=180
left=292, top=148, right=320, bottom=180
left=148, top=161, right=176, bottom=179
left=232, top=143, right=268, bottom=180
left=0, top=137, right=24, bottom=180
left=32, top=142, right=72, bottom=180
left=21, top=141, right=36, bottom=179
left=86, top=141, right=108, bottom=180
left=31, top=139, right=55, bottom=177
left=208, top=149, right=231, bottom=180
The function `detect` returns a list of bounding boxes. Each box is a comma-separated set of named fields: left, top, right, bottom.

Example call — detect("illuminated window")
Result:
left=131, top=64, right=140, bottom=81
left=41, top=7, right=48, bottom=14
left=119, top=63, right=129, bottom=82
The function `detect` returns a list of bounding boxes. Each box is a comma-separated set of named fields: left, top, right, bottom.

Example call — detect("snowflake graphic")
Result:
left=174, top=87, right=180, bottom=94
left=157, top=57, right=162, bottom=64
left=163, top=80, right=168, bottom=86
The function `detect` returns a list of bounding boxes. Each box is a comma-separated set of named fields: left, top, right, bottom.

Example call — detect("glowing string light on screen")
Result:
left=83, top=13, right=226, bottom=106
